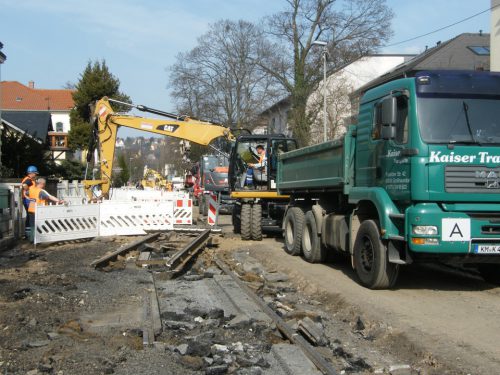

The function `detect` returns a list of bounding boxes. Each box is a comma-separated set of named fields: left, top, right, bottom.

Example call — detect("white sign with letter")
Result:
left=441, top=218, right=470, bottom=242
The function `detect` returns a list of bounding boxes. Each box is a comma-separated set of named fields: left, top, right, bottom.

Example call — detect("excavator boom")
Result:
left=84, top=97, right=233, bottom=199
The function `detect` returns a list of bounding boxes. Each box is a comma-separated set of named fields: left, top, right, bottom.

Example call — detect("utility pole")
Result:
left=0, top=42, right=6, bottom=172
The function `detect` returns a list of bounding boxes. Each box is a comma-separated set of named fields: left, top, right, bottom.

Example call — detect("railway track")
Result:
left=92, top=231, right=340, bottom=374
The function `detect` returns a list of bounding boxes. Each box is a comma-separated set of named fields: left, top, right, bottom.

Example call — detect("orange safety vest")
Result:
left=21, top=176, right=35, bottom=199
left=27, top=187, right=48, bottom=213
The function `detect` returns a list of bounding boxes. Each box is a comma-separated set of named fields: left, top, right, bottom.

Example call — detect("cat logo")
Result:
left=158, top=124, right=179, bottom=133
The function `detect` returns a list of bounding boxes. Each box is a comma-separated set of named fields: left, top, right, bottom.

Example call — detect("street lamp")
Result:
left=312, top=40, right=328, bottom=142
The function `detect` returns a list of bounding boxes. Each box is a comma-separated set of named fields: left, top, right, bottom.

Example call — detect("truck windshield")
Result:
left=417, top=97, right=500, bottom=144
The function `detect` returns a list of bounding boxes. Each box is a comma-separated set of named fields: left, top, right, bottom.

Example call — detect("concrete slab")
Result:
left=270, top=344, right=323, bottom=375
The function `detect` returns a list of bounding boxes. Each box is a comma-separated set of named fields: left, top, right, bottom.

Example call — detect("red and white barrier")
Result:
left=174, top=199, right=193, bottom=225
left=207, top=194, right=218, bottom=226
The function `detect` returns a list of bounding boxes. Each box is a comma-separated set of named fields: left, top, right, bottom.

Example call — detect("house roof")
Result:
left=0, top=81, right=74, bottom=111
left=353, top=33, right=491, bottom=96
left=1, top=110, right=53, bottom=141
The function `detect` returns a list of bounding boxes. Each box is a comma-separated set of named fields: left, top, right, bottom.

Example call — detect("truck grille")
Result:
left=445, top=165, right=500, bottom=193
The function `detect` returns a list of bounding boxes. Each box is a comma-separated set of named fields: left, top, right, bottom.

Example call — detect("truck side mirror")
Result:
left=380, top=97, right=397, bottom=140
left=381, top=124, right=397, bottom=140
left=381, top=97, right=397, bottom=126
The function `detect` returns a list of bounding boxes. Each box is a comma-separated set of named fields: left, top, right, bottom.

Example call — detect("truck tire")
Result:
left=353, top=220, right=399, bottom=289
left=477, top=264, right=500, bottom=284
left=283, top=207, right=305, bottom=256
left=232, top=205, right=241, bottom=234
left=241, top=204, right=252, bottom=240
left=302, top=211, right=326, bottom=263
left=251, top=204, right=263, bottom=241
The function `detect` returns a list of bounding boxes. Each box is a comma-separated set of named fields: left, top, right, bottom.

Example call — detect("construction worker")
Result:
left=248, top=145, right=267, bottom=183
left=27, top=178, right=65, bottom=243
left=21, top=165, right=39, bottom=238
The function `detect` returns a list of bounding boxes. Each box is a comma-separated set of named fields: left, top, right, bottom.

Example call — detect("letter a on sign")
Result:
left=442, top=218, right=471, bottom=242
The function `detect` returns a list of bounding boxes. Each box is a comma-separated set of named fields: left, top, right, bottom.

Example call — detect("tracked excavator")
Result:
left=83, top=97, right=297, bottom=240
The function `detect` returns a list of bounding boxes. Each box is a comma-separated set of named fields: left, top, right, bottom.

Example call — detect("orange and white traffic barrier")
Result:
left=174, top=198, right=193, bottom=225
left=207, top=194, right=218, bottom=226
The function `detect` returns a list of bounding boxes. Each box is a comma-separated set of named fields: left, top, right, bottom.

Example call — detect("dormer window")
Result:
left=15, top=97, right=22, bottom=102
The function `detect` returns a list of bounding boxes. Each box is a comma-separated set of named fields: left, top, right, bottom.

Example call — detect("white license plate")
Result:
left=474, top=244, right=500, bottom=254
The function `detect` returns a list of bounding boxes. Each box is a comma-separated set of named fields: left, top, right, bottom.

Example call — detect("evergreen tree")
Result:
left=68, top=60, right=131, bottom=150
left=113, top=153, right=130, bottom=187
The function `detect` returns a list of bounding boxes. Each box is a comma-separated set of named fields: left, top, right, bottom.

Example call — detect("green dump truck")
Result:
left=277, top=70, right=500, bottom=289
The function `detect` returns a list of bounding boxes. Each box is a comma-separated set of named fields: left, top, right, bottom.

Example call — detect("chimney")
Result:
left=28, top=80, right=34, bottom=89
left=492, top=0, right=500, bottom=72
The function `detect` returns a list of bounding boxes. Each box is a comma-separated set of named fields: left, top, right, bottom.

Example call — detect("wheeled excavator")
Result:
left=83, top=97, right=297, bottom=241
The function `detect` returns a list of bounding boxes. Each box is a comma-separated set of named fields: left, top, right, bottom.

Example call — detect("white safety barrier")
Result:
left=34, top=200, right=174, bottom=244
left=207, top=194, right=218, bottom=226
left=109, top=188, right=188, bottom=202
left=174, top=199, right=193, bottom=225
left=35, top=204, right=100, bottom=245
left=100, top=201, right=174, bottom=236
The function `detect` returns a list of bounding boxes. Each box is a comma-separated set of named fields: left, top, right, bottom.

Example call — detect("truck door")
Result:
left=374, top=94, right=411, bottom=201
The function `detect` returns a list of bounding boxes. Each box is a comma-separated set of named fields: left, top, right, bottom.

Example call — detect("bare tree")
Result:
left=169, top=20, right=282, bottom=129
left=259, top=0, right=393, bottom=145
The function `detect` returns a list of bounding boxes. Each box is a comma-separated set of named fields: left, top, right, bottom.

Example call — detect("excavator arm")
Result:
left=84, top=97, right=234, bottom=199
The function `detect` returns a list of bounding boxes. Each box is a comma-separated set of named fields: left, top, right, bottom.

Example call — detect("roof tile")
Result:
left=0, top=81, right=74, bottom=111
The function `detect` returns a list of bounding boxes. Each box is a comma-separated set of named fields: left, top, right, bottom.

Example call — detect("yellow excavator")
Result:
left=141, top=168, right=168, bottom=190
left=83, top=97, right=297, bottom=241
left=83, top=97, right=233, bottom=199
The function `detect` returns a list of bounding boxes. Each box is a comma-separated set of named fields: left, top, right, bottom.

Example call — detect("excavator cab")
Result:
left=229, top=134, right=297, bottom=192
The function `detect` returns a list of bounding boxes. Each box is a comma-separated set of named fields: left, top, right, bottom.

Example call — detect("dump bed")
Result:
left=277, top=130, right=354, bottom=194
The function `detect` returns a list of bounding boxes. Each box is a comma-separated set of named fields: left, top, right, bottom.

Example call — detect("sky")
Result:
left=0, top=0, right=493, bottom=136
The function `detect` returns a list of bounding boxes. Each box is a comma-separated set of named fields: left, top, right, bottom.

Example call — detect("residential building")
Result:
left=0, top=81, right=74, bottom=162
left=352, top=33, right=491, bottom=99
left=258, top=54, right=414, bottom=143
left=308, top=54, right=415, bottom=143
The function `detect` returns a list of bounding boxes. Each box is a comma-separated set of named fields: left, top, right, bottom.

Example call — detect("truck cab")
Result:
left=192, top=154, right=233, bottom=215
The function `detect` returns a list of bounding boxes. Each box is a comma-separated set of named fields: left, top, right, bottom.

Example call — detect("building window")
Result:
left=56, top=122, right=64, bottom=132
left=467, top=46, right=490, bottom=56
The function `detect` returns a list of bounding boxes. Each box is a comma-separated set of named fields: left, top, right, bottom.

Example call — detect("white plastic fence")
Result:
left=35, top=204, right=100, bottom=244
left=174, top=198, right=192, bottom=225
left=34, top=200, right=174, bottom=244
left=100, top=201, right=174, bottom=236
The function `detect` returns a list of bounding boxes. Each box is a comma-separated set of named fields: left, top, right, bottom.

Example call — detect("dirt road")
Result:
left=240, top=234, right=500, bottom=375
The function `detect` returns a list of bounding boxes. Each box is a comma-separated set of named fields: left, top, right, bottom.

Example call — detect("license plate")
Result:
left=473, top=244, right=500, bottom=254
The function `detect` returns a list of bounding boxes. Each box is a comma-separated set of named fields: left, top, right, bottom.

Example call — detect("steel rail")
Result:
left=215, top=256, right=338, bottom=375
left=91, top=233, right=160, bottom=268
left=166, top=229, right=211, bottom=274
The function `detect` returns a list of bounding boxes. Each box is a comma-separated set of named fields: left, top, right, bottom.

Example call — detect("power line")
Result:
left=385, top=3, right=499, bottom=48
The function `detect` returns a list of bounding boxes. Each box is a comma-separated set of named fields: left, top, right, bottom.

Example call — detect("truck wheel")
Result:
left=283, top=207, right=305, bottom=256
left=241, top=204, right=252, bottom=240
left=477, top=264, right=500, bottom=284
left=232, top=205, right=241, bottom=234
left=353, top=220, right=399, bottom=289
left=202, top=195, right=209, bottom=216
left=302, top=211, right=326, bottom=263
left=251, top=204, right=263, bottom=241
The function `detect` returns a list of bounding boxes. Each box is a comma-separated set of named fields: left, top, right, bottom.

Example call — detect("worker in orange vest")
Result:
left=21, top=165, right=39, bottom=238
left=27, top=177, right=65, bottom=242
left=248, top=144, right=267, bottom=184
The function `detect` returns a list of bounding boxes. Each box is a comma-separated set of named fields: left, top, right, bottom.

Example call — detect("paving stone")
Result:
left=175, top=344, right=189, bottom=355
left=164, top=320, right=196, bottom=330
left=262, top=272, right=289, bottom=283
left=205, top=364, right=229, bottom=375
